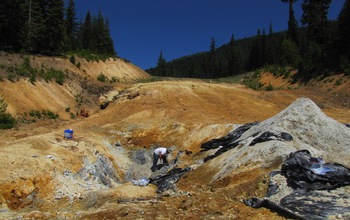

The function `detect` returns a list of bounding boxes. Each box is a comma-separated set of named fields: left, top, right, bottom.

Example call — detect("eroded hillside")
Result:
left=0, top=53, right=350, bottom=219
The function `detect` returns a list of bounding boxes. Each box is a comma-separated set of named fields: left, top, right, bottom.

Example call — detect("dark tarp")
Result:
left=281, top=150, right=350, bottom=190
left=201, top=122, right=293, bottom=162
left=245, top=150, right=350, bottom=219
left=201, top=122, right=258, bottom=162
left=149, top=167, right=191, bottom=193
left=250, top=131, right=293, bottom=146
left=201, top=122, right=259, bottom=151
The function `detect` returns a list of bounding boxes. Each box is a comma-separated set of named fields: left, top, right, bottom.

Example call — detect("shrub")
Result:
left=76, top=61, right=81, bottom=69
left=69, top=55, right=76, bottom=65
left=335, top=78, right=343, bottom=86
left=97, top=72, right=108, bottom=82
left=17, top=57, right=37, bottom=83
left=44, top=68, right=65, bottom=85
left=70, top=112, right=76, bottom=119
left=266, top=83, right=274, bottom=91
left=110, top=76, right=118, bottom=83
left=27, top=109, right=59, bottom=120
left=0, top=96, right=8, bottom=114
left=0, top=113, right=17, bottom=129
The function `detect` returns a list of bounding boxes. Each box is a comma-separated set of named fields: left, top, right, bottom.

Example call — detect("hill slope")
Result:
left=0, top=53, right=149, bottom=118
left=0, top=53, right=350, bottom=219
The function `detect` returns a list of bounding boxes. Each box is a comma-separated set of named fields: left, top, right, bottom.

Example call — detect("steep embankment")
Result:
left=0, top=53, right=149, bottom=118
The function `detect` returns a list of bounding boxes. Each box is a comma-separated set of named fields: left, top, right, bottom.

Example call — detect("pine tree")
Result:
left=46, top=0, right=65, bottom=54
left=301, top=0, right=331, bottom=74
left=65, top=0, right=78, bottom=50
left=22, top=0, right=47, bottom=53
left=208, top=37, right=217, bottom=78
left=82, top=11, right=92, bottom=50
left=269, top=22, right=274, bottom=35
left=248, top=29, right=263, bottom=70
left=337, top=0, right=350, bottom=60
left=227, top=35, right=236, bottom=75
left=156, top=50, right=167, bottom=76
left=279, top=38, right=301, bottom=67
left=301, top=0, right=331, bottom=45
left=0, top=0, right=25, bottom=51
left=281, top=0, right=299, bottom=43
left=103, top=18, right=116, bottom=56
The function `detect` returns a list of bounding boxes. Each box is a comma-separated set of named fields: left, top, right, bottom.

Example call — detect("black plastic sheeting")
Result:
left=201, top=122, right=259, bottom=151
left=250, top=131, right=293, bottom=146
left=201, top=122, right=258, bottom=162
left=245, top=150, right=350, bottom=220
left=201, top=122, right=293, bottom=162
left=149, top=167, right=191, bottom=193
left=282, top=150, right=350, bottom=190
left=244, top=197, right=308, bottom=220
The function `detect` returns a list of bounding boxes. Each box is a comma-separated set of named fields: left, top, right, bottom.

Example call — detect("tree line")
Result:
left=0, top=0, right=116, bottom=56
left=149, top=0, right=350, bottom=80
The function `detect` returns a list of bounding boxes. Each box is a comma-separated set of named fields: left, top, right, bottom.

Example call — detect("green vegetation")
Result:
left=0, top=113, right=16, bottom=129
left=148, top=1, right=350, bottom=82
left=17, top=109, right=59, bottom=124
left=0, top=0, right=116, bottom=58
left=0, top=96, right=16, bottom=129
left=3, top=58, right=66, bottom=85
left=28, top=110, right=59, bottom=119
left=69, top=55, right=76, bottom=65
left=75, top=94, right=84, bottom=108
left=242, top=71, right=264, bottom=90
left=335, top=78, right=344, bottom=86
left=97, top=72, right=108, bottom=82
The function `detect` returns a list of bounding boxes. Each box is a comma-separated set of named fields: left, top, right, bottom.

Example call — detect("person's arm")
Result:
left=159, top=153, right=163, bottom=159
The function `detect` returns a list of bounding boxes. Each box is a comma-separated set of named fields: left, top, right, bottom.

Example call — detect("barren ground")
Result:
left=0, top=53, right=349, bottom=219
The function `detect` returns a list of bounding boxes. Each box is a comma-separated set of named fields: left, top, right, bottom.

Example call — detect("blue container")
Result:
left=64, top=129, right=74, bottom=139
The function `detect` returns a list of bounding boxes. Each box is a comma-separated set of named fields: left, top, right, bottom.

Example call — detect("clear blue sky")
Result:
left=68, top=0, right=346, bottom=70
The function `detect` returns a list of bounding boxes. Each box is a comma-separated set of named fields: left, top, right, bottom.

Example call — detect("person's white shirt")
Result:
left=154, top=147, right=167, bottom=155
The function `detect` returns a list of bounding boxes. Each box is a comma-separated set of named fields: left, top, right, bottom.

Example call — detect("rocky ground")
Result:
left=0, top=53, right=350, bottom=219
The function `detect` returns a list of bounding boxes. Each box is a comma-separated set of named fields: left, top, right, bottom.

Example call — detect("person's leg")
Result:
left=163, top=155, right=168, bottom=166
left=151, top=153, right=158, bottom=171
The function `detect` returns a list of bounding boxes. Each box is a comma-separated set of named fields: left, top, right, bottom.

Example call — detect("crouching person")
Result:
left=151, top=147, right=169, bottom=172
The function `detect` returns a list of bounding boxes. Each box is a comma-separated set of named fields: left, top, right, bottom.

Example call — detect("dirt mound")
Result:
left=194, top=97, right=350, bottom=184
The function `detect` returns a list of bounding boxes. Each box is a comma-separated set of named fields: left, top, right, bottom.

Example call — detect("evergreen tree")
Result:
left=82, top=11, right=92, bottom=50
left=227, top=35, right=239, bottom=75
left=301, top=0, right=331, bottom=74
left=337, top=0, right=350, bottom=65
left=22, top=0, right=47, bottom=53
left=301, top=0, right=331, bottom=46
left=279, top=38, right=301, bottom=67
left=207, top=37, right=218, bottom=78
left=156, top=50, right=167, bottom=76
left=248, top=29, right=263, bottom=70
left=261, top=29, right=268, bottom=65
left=269, top=22, right=274, bottom=35
left=103, top=18, right=116, bottom=56
left=0, top=0, right=25, bottom=51
left=75, top=20, right=84, bottom=50
left=65, top=0, right=78, bottom=50
left=45, top=0, right=65, bottom=54
left=90, top=13, right=100, bottom=52
left=281, top=0, right=299, bottom=43
left=301, top=41, right=322, bottom=74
